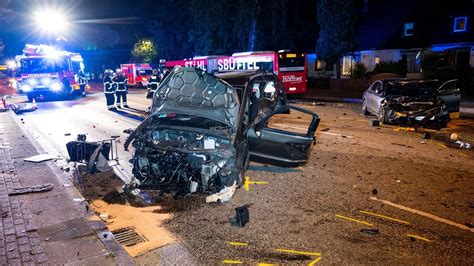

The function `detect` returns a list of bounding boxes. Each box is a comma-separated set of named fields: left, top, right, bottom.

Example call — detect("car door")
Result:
left=247, top=75, right=288, bottom=125
left=366, top=81, right=382, bottom=113
left=437, top=79, right=460, bottom=114
left=247, top=105, right=320, bottom=167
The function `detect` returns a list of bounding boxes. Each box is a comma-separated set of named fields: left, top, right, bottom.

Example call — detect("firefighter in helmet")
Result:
left=146, top=69, right=161, bottom=99
left=113, top=69, right=129, bottom=108
left=103, top=69, right=116, bottom=111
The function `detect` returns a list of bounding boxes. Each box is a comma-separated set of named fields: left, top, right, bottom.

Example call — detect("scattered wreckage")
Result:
left=362, top=79, right=460, bottom=129
left=124, top=67, right=320, bottom=203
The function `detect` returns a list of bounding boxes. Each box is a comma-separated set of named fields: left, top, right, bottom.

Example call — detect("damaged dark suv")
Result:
left=362, top=79, right=460, bottom=128
left=124, top=67, right=320, bottom=202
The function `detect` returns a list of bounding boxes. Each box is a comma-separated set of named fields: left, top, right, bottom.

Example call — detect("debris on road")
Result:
left=77, top=134, right=87, bottom=142
left=64, top=133, right=71, bottom=136
left=229, top=205, right=249, bottom=227
left=8, top=183, right=54, bottom=195
left=450, top=133, right=458, bottom=141
left=123, top=128, right=134, bottom=134
left=320, top=128, right=330, bottom=132
left=372, top=189, right=378, bottom=195
left=391, top=143, right=414, bottom=148
left=369, top=119, right=380, bottom=127
left=360, top=228, right=380, bottom=235
left=24, top=154, right=58, bottom=163
left=422, top=133, right=431, bottom=139
left=454, top=140, right=471, bottom=149
left=2, top=95, right=38, bottom=114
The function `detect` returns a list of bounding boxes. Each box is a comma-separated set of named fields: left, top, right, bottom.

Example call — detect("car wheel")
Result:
left=379, top=107, right=392, bottom=124
left=362, top=99, right=370, bottom=115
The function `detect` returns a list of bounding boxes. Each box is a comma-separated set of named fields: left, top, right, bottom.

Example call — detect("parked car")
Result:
left=124, top=67, right=320, bottom=202
left=362, top=79, right=460, bottom=128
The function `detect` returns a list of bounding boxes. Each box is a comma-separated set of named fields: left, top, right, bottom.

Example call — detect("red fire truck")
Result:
left=15, top=44, right=85, bottom=101
left=120, top=63, right=153, bottom=87
left=163, top=50, right=307, bottom=94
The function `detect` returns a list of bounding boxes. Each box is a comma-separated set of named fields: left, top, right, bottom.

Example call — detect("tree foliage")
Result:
left=147, top=0, right=317, bottom=60
left=131, top=39, right=158, bottom=63
left=316, top=0, right=356, bottom=78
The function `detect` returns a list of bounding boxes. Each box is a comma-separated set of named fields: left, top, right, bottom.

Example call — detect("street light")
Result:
left=33, top=9, right=69, bottom=34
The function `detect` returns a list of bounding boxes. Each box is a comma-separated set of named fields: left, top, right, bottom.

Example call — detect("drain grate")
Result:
left=111, top=226, right=148, bottom=247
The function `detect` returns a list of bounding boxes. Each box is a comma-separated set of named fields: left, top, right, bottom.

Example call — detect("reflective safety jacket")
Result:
left=78, top=75, right=87, bottom=86
left=148, top=75, right=160, bottom=91
left=103, top=75, right=115, bottom=94
left=113, top=75, right=128, bottom=92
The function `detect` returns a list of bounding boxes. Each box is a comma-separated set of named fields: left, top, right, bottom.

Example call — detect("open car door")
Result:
left=247, top=105, right=320, bottom=167
left=437, top=79, right=461, bottom=116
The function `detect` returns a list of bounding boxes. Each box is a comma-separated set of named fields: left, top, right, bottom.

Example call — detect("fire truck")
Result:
left=163, top=50, right=307, bottom=94
left=15, top=44, right=85, bottom=101
left=120, top=63, right=153, bottom=87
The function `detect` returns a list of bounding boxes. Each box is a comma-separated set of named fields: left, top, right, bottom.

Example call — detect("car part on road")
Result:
left=369, top=119, right=380, bottom=127
left=2, top=95, right=38, bottom=114
left=229, top=205, right=249, bottom=227
left=360, top=228, right=380, bottom=235
left=24, top=154, right=58, bottom=163
left=454, top=140, right=471, bottom=149
left=8, top=183, right=54, bottom=195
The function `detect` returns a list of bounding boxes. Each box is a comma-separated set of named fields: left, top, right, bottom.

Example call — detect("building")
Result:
left=308, top=0, right=474, bottom=82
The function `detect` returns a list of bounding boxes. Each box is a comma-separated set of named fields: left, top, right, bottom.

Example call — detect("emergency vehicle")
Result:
left=120, top=63, right=153, bottom=87
left=15, top=44, right=85, bottom=101
left=163, top=50, right=307, bottom=94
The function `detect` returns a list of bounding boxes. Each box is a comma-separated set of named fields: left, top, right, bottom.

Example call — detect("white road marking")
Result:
left=370, top=197, right=474, bottom=233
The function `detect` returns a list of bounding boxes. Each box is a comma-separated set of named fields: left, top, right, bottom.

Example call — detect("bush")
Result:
left=351, top=63, right=367, bottom=79
left=369, top=60, right=407, bottom=77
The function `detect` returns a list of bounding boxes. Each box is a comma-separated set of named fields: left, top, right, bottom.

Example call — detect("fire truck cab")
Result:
left=120, top=63, right=153, bottom=87
left=15, top=44, right=85, bottom=101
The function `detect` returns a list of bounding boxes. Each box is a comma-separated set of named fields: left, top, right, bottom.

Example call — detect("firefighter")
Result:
left=78, top=70, right=87, bottom=97
left=146, top=69, right=161, bottom=99
left=103, top=69, right=116, bottom=111
left=113, top=69, right=129, bottom=108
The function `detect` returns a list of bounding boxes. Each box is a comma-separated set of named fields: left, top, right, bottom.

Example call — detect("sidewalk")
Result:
left=0, top=110, right=133, bottom=265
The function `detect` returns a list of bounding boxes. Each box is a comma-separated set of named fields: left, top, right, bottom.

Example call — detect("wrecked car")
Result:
left=362, top=79, right=460, bottom=128
left=124, top=67, right=320, bottom=202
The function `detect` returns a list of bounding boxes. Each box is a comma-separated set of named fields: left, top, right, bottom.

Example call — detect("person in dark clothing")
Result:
left=146, top=69, right=161, bottom=99
left=113, top=69, right=129, bottom=108
left=103, top=69, right=116, bottom=111
left=78, top=70, right=87, bottom=97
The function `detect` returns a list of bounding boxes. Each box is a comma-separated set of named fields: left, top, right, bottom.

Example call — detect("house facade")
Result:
left=308, top=0, right=474, bottom=83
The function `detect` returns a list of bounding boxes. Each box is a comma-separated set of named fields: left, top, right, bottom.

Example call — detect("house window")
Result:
left=375, top=57, right=380, bottom=64
left=453, top=17, right=468, bottom=32
left=404, top=22, right=414, bottom=36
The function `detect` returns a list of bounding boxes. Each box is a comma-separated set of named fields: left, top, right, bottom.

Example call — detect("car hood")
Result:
left=150, top=67, right=240, bottom=128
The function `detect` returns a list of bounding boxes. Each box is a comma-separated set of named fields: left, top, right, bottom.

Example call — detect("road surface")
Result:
left=3, top=87, right=474, bottom=265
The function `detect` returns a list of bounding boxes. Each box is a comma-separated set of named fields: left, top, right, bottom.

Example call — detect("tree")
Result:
left=315, top=0, right=356, bottom=79
left=131, top=39, right=158, bottom=63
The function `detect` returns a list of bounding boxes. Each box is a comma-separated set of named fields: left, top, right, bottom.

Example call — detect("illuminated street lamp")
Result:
left=6, top=60, right=16, bottom=69
left=33, top=9, right=69, bottom=35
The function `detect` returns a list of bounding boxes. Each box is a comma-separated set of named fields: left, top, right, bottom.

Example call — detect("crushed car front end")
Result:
left=125, top=67, right=245, bottom=202
left=380, top=95, right=450, bottom=128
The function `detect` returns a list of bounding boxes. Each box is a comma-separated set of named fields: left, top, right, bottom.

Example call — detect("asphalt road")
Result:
left=3, top=87, right=474, bottom=265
